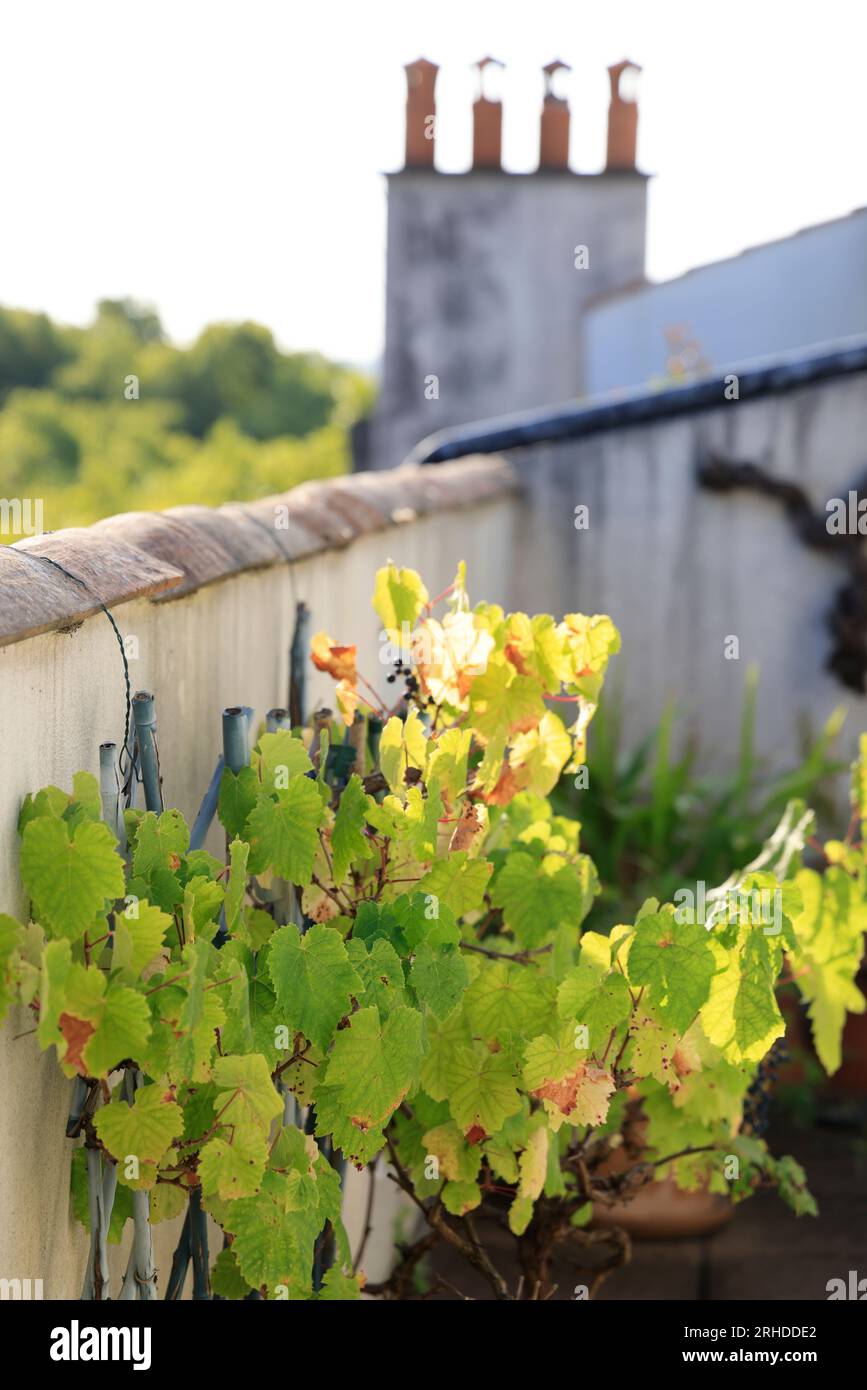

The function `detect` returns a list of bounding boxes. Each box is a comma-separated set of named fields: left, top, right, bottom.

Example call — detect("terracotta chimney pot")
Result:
left=539, top=59, right=572, bottom=169
left=606, top=59, right=641, bottom=171
left=472, top=57, right=504, bottom=169
left=404, top=58, right=438, bottom=168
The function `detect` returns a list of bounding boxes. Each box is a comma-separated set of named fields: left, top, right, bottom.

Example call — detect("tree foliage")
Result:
left=0, top=299, right=373, bottom=537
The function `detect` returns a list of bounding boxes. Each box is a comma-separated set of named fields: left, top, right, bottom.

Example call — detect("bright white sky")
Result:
left=2, top=0, right=865, bottom=367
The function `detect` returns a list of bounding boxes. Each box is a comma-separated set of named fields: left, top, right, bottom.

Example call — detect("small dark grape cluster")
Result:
left=385, top=659, right=435, bottom=708
left=741, top=1038, right=789, bottom=1137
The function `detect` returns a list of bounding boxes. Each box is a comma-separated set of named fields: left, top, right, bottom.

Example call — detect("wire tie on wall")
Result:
left=4, top=545, right=133, bottom=783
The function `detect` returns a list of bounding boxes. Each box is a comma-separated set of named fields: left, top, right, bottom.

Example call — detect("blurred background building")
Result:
left=361, top=57, right=867, bottom=470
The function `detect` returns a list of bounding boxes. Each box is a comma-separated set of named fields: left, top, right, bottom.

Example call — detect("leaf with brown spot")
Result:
left=59, top=1012, right=96, bottom=1076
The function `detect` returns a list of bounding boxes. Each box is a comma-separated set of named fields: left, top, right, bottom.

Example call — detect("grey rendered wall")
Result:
left=505, top=369, right=867, bottom=780
left=370, top=169, right=647, bottom=470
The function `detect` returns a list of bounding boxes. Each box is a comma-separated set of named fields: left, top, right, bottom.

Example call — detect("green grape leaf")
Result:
left=223, top=1189, right=314, bottom=1295
left=56, top=964, right=151, bottom=1078
left=422, top=1121, right=481, bottom=1183
left=132, top=810, right=190, bottom=876
left=392, top=893, right=460, bottom=950
left=149, top=1181, right=187, bottom=1225
left=772, top=1154, right=818, bottom=1218
left=379, top=712, right=427, bottom=795
left=409, top=942, right=469, bottom=1020
left=426, top=728, right=472, bottom=805
left=72, top=771, right=102, bottom=821
left=463, top=960, right=555, bottom=1041
left=251, top=731, right=313, bottom=791
left=701, top=933, right=783, bottom=1065
left=420, top=1009, right=472, bottom=1102
left=789, top=867, right=867, bottom=1074
left=110, top=901, right=171, bottom=979
left=416, top=852, right=492, bottom=917
left=218, top=766, right=260, bottom=838
left=318, top=1268, right=363, bottom=1301
left=0, top=917, right=20, bottom=1022
left=313, top=1084, right=387, bottom=1166
left=182, top=875, right=224, bottom=941
left=199, top=1127, right=270, bottom=1200
left=556, top=964, right=632, bottom=1055
left=444, top=1043, right=522, bottom=1139
left=403, top=783, right=444, bottom=861
left=21, top=818, right=124, bottom=941
left=468, top=662, right=545, bottom=741
left=491, top=850, right=596, bottom=947
left=37, top=938, right=73, bottom=1050
left=441, top=1181, right=482, bottom=1216
left=268, top=923, right=362, bottom=1051
left=372, top=563, right=429, bottom=642
left=627, top=1006, right=681, bottom=1087
left=224, top=839, right=249, bottom=936
left=211, top=1246, right=254, bottom=1299
left=324, top=1005, right=424, bottom=1133
left=346, top=937, right=406, bottom=1017
left=331, top=774, right=374, bottom=882
left=94, top=1082, right=183, bottom=1169
left=246, top=779, right=324, bottom=883
left=211, top=1053, right=283, bottom=1135
left=524, top=1031, right=615, bottom=1130
left=353, top=900, right=407, bottom=954
left=627, top=913, right=715, bottom=1033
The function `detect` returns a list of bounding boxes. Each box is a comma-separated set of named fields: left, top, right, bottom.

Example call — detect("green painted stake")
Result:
left=214, top=707, right=250, bottom=946
left=266, top=707, right=291, bottom=732
left=99, top=742, right=124, bottom=844
left=165, top=1210, right=192, bottom=1300
left=222, top=706, right=249, bottom=775
left=81, top=1147, right=111, bottom=1299
left=118, top=1069, right=157, bottom=1300
left=132, top=692, right=163, bottom=814
left=289, top=602, right=311, bottom=727
left=189, top=1185, right=211, bottom=1300
left=368, top=714, right=384, bottom=768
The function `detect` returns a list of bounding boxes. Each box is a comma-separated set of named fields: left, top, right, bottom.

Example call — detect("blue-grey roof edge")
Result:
left=408, top=333, right=867, bottom=465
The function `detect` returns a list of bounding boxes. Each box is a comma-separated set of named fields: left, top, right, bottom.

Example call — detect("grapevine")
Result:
left=0, top=562, right=864, bottom=1299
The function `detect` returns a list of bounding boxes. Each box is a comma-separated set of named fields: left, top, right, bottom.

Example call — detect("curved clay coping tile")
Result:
left=0, top=530, right=184, bottom=647
left=0, top=457, right=519, bottom=640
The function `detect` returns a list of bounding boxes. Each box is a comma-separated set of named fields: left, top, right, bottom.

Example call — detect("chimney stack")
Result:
left=404, top=58, right=438, bottom=167
left=606, top=60, right=641, bottom=171
left=539, top=60, right=572, bottom=169
left=472, top=57, right=504, bottom=169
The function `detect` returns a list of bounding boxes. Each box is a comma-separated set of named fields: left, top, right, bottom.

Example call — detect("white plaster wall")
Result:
left=0, top=496, right=518, bottom=1298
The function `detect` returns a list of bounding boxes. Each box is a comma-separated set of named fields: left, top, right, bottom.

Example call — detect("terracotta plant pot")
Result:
left=592, top=1177, right=734, bottom=1240
left=590, top=1105, right=733, bottom=1240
